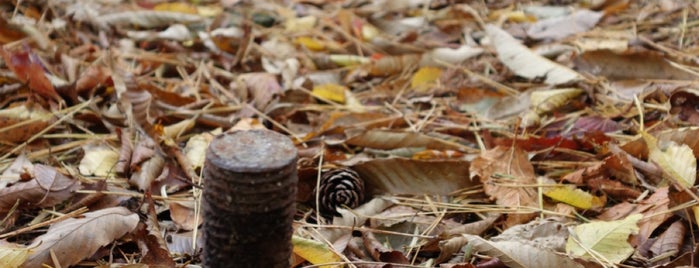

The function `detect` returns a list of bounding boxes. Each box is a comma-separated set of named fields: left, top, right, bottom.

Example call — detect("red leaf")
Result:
left=0, top=46, right=60, bottom=101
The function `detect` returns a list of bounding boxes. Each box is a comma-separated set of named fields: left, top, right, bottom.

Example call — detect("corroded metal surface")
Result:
left=203, top=130, right=298, bottom=268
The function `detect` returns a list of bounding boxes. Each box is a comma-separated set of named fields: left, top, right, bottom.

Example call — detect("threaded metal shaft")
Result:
left=203, top=130, right=297, bottom=268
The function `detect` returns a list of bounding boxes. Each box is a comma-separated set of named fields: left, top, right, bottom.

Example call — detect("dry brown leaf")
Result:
left=463, top=234, right=584, bottom=268
left=352, top=157, right=475, bottom=195
left=630, top=187, right=671, bottom=247
left=21, top=207, right=139, bottom=268
left=648, top=220, right=684, bottom=261
left=527, top=10, right=603, bottom=40
left=0, top=103, right=52, bottom=144
left=129, top=154, right=165, bottom=191
left=346, top=129, right=468, bottom=151
left=361, top=231, right=409, bottom=264
left=137, top=194, right=175, bottom=266
left=469, top=146, right=538, bottom=227
left=574, top=50, right=698, bottom=80
left=168, top=201, right=201, bottom=231
left=234, top=72, right=284, bottom=112
left=0, top=152, right=32, bottom=188
left=0, top=164, right=79, bottom=213
left=669, top=88, right=699, bottom=125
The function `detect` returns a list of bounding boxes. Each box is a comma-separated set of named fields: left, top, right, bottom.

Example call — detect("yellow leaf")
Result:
left=566, top=213, right=642, bottom=264
left=153, top=2, right=198, bottom=14
left=544, top=185, right=604, bottom=209
left=197, top=5, right=223, bottom=17
left=163, top=118, right=195, bottom=140
left=294, top=37, right=326, bottom=51
left=411, top=67, right=442, bottom=92
left=693, top=206, right=699, bottom=224
left=643, top=132, right=696, bottom=188
left=0, top=243, right=29, bottom=268
left=292, top=236, right=341, bottom=268
left=285, top=16, right=317, bottom=32
left=312, top=83, right=347, bottom=103
left=489, top=10, right=537, bottom=23
left=361, top=23, right=380, bottom=41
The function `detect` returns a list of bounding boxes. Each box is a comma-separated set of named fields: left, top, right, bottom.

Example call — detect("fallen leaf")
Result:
left=485, top=24, right=582, bottom=85
left=527, top=10, right=604, bottom=40
left=0, top=164, right=79, bottom=213
left=22, top=207, right=139, bottom=268
left=0, top=241, right=29, bottom=268
left=643, top=132, right=696, bottom=188
left=352, top=157, right=474, bottom=195
left=312, top=83, right=348, bottom=104
left=544, top=185, right=604, bottom=210
left=566, top=213, right=642, bottom=264
left=470, top=146, right=538, bottom=227
left=463, top=233, right=584, bottom=268
left=292, top=236, right=342, bottom=267
left=78, top=144, right=119, bottom=177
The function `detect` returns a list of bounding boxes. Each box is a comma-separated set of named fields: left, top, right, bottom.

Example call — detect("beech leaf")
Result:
left=0, top=164, right=79, bottom=212
left=21, top=207, right=139, bottom=268
left=566, top=213, right=642, bottom=264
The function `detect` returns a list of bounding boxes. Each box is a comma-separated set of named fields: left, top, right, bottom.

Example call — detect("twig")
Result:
left=0, top=207, right=89, bottom=239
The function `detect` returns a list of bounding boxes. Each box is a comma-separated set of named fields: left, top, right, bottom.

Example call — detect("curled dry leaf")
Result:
left=184, top=131, right=216, bottom=170
left=521, top=88, right=584, bottom=127
left=0, top=164, right=79, bottom=213
left=168, top=201, right=201, bottom=231
left=485, top=24, right=582, bottom=85
left=669, top=88, right=699, bottom=125
left=129, top=154, right=165, bottom=191
left=21, top=207, right=139, bottom=268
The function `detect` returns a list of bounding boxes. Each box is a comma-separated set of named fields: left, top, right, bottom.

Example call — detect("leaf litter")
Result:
left=1, top=0, right=699, bottom=267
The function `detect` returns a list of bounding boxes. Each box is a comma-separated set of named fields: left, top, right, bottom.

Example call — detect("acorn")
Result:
left=316, top=168, right=365, bottom=217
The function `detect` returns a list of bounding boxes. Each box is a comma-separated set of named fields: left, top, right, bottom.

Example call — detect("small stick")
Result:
left=0, top=207, right=89, bottom=239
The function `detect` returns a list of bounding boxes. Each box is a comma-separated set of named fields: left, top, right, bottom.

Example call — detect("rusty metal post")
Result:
left=202, top=130, right=298, bottom=267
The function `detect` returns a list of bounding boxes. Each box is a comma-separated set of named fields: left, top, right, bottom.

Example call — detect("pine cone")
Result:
left=316, top=168, right=365, bottom=217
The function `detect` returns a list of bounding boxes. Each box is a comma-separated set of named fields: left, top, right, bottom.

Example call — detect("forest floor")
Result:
left=1, top=0, right=699, bottom=267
